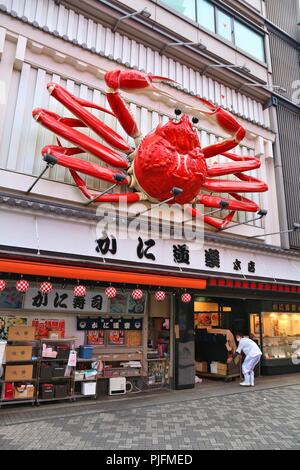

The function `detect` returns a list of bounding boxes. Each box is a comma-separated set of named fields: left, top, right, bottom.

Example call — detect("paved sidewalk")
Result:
left=0, top=375, right=299, bottom=449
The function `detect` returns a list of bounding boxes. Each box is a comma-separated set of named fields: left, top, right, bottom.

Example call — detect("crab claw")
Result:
left=105, top=70, right=175, bottom=91
left=196, top=96, right=246, bottom=140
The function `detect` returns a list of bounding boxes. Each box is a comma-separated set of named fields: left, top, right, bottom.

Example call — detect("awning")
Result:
left=0, top=258, right=206, bottom=290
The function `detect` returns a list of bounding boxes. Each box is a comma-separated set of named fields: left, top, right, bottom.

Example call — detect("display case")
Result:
left=250, top=311, right=300, bottom=375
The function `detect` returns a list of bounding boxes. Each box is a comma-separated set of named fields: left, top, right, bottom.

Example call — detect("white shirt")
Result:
left=236, top=337, right=262, bottom=358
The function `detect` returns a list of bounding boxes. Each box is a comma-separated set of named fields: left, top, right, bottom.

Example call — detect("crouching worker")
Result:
left=233, top=334, right=262, bottom=387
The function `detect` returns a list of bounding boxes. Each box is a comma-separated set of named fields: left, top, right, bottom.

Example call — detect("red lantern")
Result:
left=74, top=284, right=87, bottom=297
left=154, top=290, right=166, bottom=302
left=0, top=280, right=6, bottom=292
left=39, top=281, right=53, bottom=294
left=16, top=279, right=30, bottom=293
left=105, top=286, right=117, bottom=299
left=181, top=292, right=192, bottom=303
left=132, top=288, right=143, bottom=300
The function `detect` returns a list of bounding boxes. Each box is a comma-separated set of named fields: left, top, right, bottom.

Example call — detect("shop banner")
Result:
left=24, top=288, right=109, bottom=313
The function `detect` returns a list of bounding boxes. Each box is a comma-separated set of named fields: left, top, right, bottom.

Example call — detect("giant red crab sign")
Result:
left=32, top=69, right=268, bottom=229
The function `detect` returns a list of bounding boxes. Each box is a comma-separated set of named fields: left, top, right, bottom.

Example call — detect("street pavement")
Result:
left=0, top=377, right=300, bottom=450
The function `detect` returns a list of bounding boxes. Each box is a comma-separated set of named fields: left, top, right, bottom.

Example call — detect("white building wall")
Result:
left=0, top=5, right=280, bottom=244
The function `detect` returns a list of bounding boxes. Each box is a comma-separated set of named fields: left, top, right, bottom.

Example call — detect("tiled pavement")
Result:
left=0, top=379, right=300, bottom=450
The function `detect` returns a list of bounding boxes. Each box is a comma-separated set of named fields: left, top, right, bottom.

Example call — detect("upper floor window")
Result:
left=161, top=0, right=266, bottom=62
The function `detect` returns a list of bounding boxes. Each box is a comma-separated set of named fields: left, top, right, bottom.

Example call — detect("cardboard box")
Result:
left=8, top=326, right=36, bottom=342
left=195, top=361, right=208, bottom=373
left=210, top=362, right=219, bottom=374
left=5, top=365, right=33, bottom=381
left=81, top=381, right=96, bottom=396
left=217, top=363, right=228, bottom=376
left=5, top=346, right=32, bottom=362
left=14, top=384, right=35, bottom=400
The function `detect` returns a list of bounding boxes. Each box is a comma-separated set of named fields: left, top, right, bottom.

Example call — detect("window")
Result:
left=161, top=0, right=266, bottom=62
left=216, top=9, right=233, bottom=42
left=161, top=0, right=196, bottom=21
left=234, top=20, right=265, bottom=62
left=197, top=0, right=215, bottom=32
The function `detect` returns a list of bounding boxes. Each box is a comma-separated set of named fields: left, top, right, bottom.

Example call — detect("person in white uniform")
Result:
left=234, top=334, right=262, bottom=387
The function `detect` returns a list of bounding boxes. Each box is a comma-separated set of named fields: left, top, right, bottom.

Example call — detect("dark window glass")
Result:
left=161, top=0, right=196, bottom=21
left=197, top=0, right=215, bottom=32
left=234, top=20, right=265, bottom=62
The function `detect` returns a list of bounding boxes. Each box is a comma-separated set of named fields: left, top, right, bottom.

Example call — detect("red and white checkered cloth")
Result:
left=0, top=280, right=6, bottom=292
left=16, top=279, right=30, bottom=293
left=154, top=290, right=166, bottom=302
left=105, top=287, right=117, bottom=298
left=131, top=289, right=143, bottom=300
left=74, top=285, right=87, bottom=297
left=181, top=292, right=192, bottom=303
left=39, top=281, right=53, bottom=294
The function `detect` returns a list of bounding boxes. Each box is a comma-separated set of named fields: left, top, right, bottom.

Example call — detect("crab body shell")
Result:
left=133, top=115, right=207, bottom=204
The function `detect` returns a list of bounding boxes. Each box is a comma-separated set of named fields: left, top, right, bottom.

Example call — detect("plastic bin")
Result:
left=79, top=345, right=93, bottom=359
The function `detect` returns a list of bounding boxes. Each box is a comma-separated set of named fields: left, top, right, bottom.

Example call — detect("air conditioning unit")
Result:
left=109, top=377, right=126, bottom=396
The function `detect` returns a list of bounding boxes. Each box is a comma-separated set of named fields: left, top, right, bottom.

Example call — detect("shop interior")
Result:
left=193, top=296, right=242, bottom=381
left=0, top=281, right=173, bottom=407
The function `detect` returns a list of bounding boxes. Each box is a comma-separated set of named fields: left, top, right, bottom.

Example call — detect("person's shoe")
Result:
left=240, top=374, right=251, bottom=386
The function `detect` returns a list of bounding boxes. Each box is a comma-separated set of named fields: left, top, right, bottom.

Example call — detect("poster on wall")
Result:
left=0, top=287, right=23, bottom=309
left=109, top=293, right=128, bottom=314
left=87, top=331, right=104, bottom=345
left=128, top=295, right=147, bottom=315
left=108, top=330, right=125, bottom=346
left=31, top=319, right=66, bottom=339
left=0, top=316, right=28, bottom=340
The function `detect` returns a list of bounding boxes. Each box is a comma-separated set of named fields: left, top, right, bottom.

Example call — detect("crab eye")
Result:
left=192, top=117, right=199, bottom=124
left=174, top=109, right=182, bottom=116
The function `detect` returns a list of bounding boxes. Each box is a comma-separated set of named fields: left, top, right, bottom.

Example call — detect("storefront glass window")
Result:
left=161, top=0, right=196, bottom=21
left=250, top=312, right=300, bottom=360
left=197, top=0, right=215, bottom=32
left=234, top=20, right=265, bottom=62
left=216, top=9, right=233, bottom=42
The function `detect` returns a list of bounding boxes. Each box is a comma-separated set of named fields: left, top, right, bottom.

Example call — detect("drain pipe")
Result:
left=269, top=105, right=290, bottom=250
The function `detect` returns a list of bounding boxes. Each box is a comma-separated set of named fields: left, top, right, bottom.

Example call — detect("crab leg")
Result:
left=202, top=179, right=267, bottom=193
left=207, top=157, right=260, bottom=177
left=47, top=83, right=132, bottom=153
left=197, top=193, right=259, bottom=212
left=33, top=109, right=128, bottom=169
left=194, top=98, right=246, bottom=157
left=42, top=146, right=130, bottom=186
left=92, top=192, right=143, bottom=203
left=105, top=70, right=174, bottom=140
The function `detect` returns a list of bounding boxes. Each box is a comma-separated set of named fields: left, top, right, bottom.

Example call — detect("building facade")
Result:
left=0, top=0, right=300, bottom=405
left=265, top=0, right=300, bottom=249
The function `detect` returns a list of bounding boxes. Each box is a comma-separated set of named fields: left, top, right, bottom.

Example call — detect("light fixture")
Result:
left=16, top=279, right=30, bottom=293
left=74, top=283, right=87, bottom=297
left=112, top=8, right=151, bottom=33
left=26, top=156, right=57, bottom=194
left=183, top=200, right=229, bottom=224
left=0, top=280, right=6, bottom=292
left=154, top=290, right=166, bottom=302
left=39, top=281, right=53, bottom=294
left=220, top=209, right=268, bottom=231
left=160, top=41, right=207, bottom=55
left=247, top=222, right=300, bottom=239
left=134, top=187, right=183, bottom=218
left=132, top=288, right=143, bottom=300
left=85, top=174, right=127, bottom=206
left=239, top=83, right=287, bottom=93
left=203, top=63, right=250, bottom=74
left=105, top=286, right=117, bottom=299
left=181, top=292, right=192, bottom=303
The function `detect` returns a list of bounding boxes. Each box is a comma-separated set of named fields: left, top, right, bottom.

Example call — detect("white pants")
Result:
left=242, top=354, right=261, bottom=383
